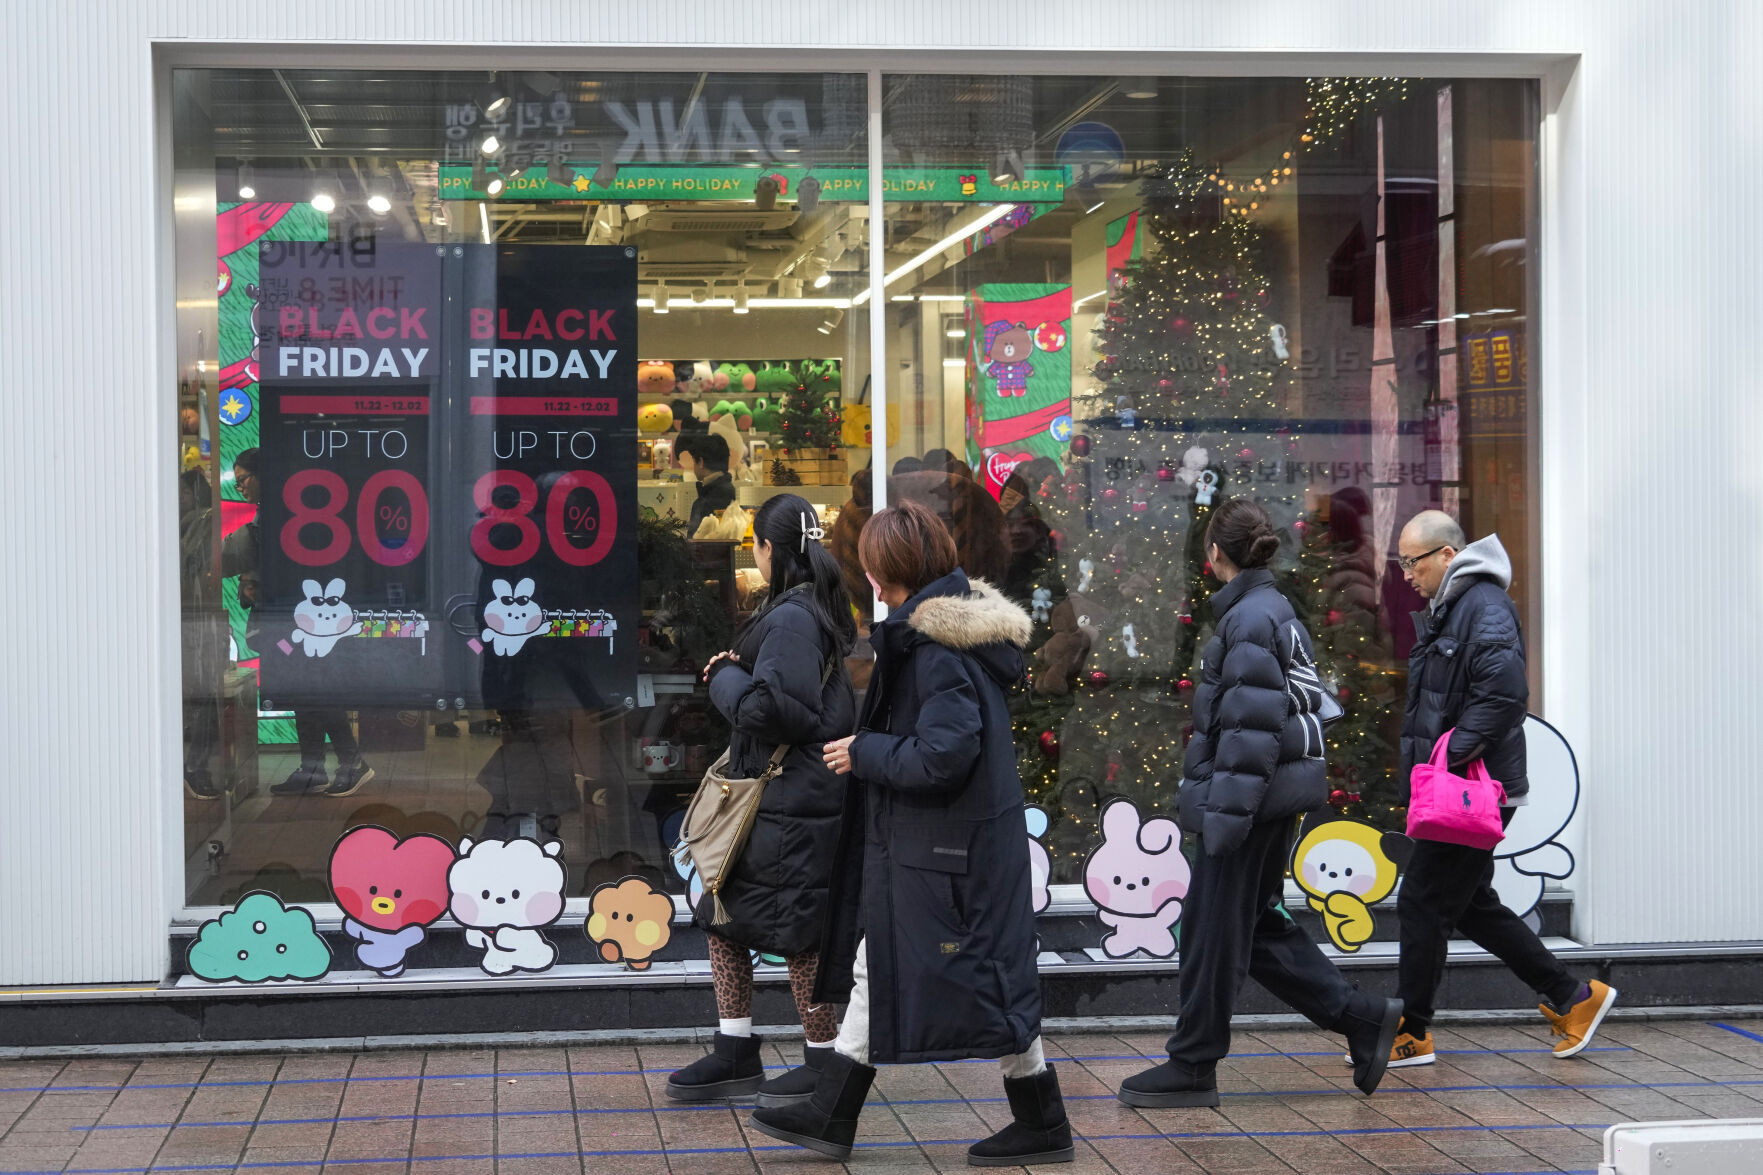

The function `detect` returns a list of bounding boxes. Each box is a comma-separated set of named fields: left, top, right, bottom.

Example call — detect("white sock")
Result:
left=805, top=1037, right=836, bottom=1050
left=719, top=1017, right=753, bottom=1037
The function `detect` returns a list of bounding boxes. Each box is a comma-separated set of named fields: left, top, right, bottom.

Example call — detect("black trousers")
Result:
left=1396, top=812, right=1579, bottom=1035
left=1167, top=819, right=1366, bottom=1067
left=295, top=709, right=360, bottom=768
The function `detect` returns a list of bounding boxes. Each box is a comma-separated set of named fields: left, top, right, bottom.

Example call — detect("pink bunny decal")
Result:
left=1084, top=798, right=1190, bottom=959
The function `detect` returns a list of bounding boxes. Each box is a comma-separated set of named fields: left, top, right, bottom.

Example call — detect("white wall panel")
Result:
left=0, top=1, right=1754, bottom=983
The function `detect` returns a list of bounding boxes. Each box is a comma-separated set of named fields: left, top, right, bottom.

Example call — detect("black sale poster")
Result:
left=255, top=240, right=445, bottom=709
left=442, top=245, right=640, bottom=713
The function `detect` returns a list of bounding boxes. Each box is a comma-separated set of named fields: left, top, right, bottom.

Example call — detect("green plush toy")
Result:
left=753, top=360, right=800, bottom=399
left=750, top=396, right=780, bottom=433
left=716, top=361, right=756, bottom=393
left=799, top=357, right=843, bottom=396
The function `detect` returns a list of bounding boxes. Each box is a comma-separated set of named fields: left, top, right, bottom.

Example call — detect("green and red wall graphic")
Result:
left=963, top=283, right=1074, bottom=499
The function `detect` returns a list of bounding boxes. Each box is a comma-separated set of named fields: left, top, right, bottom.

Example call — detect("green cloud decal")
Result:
left=187, top=892, right=333, bottom=983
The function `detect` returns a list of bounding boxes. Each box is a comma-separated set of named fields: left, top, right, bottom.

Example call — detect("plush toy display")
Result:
left=673, top=360, right=712, bottom=399
left=637, top=402, right=674, bottom=432
left=726, top=399, right=753, bottom=430
left=716, top=361, right=757, bottom=393
left=709, top=399, right=734, bottom=421
left=1033, top=595, right=1101, bottom=696
left=798, top=357, right=843, bottom=396
left=638, top=359, right=676, bottom=396
left=753, top=360, right=798, bottom=401
left=750, top=396, right=779, bottom=434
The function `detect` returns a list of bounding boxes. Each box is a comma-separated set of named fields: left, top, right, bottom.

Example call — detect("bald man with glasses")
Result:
left=1387, top=511, right=1615, bottom=1070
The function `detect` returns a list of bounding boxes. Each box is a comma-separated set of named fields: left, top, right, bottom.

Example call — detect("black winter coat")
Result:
left=1400, top=581, right=1529, bottom=802
left=699, top=588, right=856, bottom=955
left=813, top=571, right=1042, bottom=1064
left=688, top=471, right=737, bottom=536
left=1178, top=568, right=1330, bottom=855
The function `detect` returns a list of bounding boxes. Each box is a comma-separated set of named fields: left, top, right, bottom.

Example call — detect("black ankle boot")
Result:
left=748, top=1047, right=875, bottom=1160
left=1340, top=995, right=1404, bottom=1096
left=1116, top=1058, right=1219, bottom=1108
left=968, top=1064, right=1075, bottom=1167
left=664, top=1032, right=764, bottom=1101
left=753, top=1043, right=833, bottom=1109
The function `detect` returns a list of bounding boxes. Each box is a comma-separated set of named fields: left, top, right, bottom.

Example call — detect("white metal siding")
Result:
left=0, top=2, right=1754, bottom=983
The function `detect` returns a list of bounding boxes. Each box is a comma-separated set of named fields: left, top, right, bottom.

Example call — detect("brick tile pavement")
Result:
left=4, top=1019, right=1763, bottom=1173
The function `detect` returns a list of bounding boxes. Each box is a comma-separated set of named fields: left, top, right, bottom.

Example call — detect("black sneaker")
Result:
left=325, top=762, right=376, bottom=798
left=270, top=766, right=327, bottom=796
left=184, top=773, right=224, bottom=801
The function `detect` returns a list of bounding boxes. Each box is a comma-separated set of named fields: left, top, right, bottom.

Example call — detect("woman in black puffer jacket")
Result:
left=665, top=494, right=857, bottom=1107
left=1117, top=497, right=1403, bottom=1109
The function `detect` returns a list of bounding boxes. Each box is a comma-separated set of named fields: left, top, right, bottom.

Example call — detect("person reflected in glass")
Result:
left=180, top=468, right=223, bottom=800
left=665, top=496, right=858, bottom=1106
left=676, top=432, right=736, bottom=537
left=751, top=499, right=1073, bottom=1167
left=223, top=447, right=374, bottom=799
left=1118, top=497, right=1402, bottom=1108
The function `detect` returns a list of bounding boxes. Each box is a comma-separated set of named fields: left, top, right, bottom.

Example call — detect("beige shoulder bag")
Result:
left=672, top=657, right=835, bottom=925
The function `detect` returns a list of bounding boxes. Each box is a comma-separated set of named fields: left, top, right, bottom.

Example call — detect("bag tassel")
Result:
left=709, top=885, right=732, bottom=926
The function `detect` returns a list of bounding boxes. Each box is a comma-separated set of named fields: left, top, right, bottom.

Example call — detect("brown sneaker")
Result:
left=1540, top=979, right=1618, bottom=1058
left=1343, top=1030, right=1435, bottom=1068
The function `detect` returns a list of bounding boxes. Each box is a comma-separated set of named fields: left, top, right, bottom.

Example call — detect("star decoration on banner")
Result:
left=572, top=173, right=593, bottom=192
left=218, top=389, right=252, bottom=426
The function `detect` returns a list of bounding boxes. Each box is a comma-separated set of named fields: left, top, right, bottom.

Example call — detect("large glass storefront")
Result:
left=173, top=67, right=1538, bottom=922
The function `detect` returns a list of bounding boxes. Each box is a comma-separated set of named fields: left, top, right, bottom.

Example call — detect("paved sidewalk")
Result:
left=2, top=1018, right=1762, bottom=1174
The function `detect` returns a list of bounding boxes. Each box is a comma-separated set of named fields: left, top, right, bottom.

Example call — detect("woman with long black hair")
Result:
left=665, top=494, right=858, bottom=1106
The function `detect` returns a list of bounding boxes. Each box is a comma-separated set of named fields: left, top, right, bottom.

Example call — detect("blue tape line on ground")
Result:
left=6, top=1044, right=1632, bottom=1097
left=1712, top=1021, right=1763, bottom=1045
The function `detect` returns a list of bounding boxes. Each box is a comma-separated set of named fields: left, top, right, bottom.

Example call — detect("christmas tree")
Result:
left=1016, top=151, right=1299, bottom=881
left=776, top=362, right=842, bottom=453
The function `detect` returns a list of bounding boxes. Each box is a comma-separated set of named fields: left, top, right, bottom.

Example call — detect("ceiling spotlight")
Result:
left=236, top=161, right=256, bottom=201
left=778, top=276, right=803, bottom=299
left=593, top=157, right=619, bottom=187
left=367, top=193, right=392, bottom=215
left=991, top=149, right=1025, bottom=185
left=480, top=133, right=503, bottom=158
left=485, top=174, right=505, bottom=198
left=471, top=158, right=504, bottom=198
left=802, top=258, right=829, bottom=289
left=546, top=154, right=574, bottom=188
left=1124, top=77, right=1159, bottom=100
left=653, top=282, right=670, bottom=314
left=732, top=286, right=750, bottom=314
left=817, top=308, right=845, bottom=335
left=797, top=172, right=821, bottom=214
left=311, top=190, right=336, bottom=214
left=691, top=286, right=708, bottom=305
left=754, top=174, right=780, bottom=211
left=483, top=84, right=513, bottom=123
left=813, top=270, right=833, bottom=290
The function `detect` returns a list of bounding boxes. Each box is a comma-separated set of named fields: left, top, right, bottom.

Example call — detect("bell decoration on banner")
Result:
left=1038, top=731, right=1060, bottom=759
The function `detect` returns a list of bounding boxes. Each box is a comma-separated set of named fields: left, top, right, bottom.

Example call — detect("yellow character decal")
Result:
left=1290, top=819, right=1404, bottom=953
left=585, top=876, right=675, bottom=971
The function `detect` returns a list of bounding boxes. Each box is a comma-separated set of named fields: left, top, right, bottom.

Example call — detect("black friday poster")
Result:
left=255, top=242, right=639, bottom=711
left=256, top=240, right=444, bottom=708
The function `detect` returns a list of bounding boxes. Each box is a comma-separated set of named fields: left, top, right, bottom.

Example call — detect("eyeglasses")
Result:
left=1397, top=544, right=1447, bottom=573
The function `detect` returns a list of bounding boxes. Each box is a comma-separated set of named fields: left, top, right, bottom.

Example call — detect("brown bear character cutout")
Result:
left=982, top=321, right=1037, bottom=397
left=1033, top=594, right=1103, bottom=695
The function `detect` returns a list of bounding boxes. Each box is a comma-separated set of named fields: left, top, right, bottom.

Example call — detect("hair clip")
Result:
left=800, top=511, right=826, bottom=550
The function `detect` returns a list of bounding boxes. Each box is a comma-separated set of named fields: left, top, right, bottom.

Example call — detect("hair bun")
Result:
left=1247, top=530, right=1281, bottom=567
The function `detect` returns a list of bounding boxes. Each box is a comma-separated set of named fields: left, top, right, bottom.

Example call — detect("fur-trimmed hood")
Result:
left=906, top=577, right=1033, bottom=650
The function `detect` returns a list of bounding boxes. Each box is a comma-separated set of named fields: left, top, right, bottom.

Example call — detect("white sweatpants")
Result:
left=833, top=936, right=1046, bottom=1078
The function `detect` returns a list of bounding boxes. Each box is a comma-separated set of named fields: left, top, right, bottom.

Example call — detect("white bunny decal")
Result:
left=482, top=578, right=551, bottom=656
left=290, top=578, right=361, bottom=657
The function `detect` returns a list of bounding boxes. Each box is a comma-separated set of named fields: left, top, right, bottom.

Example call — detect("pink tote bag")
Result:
left=1406, top=729, right=1507, bottom=850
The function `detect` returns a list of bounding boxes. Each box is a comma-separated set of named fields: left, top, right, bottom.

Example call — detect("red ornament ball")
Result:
left=1326, top=609, right=1344, bottom=626
left=1170, top=315, right=1193, bottom=336
left=1337, top=686, right=1353, bottom=702
left=1238, top=447, right=1255, bottom=459
left=1038, top=731, right=1060, bottom=758
left=1088, top=670, right=1111, bottom=688
left=1034, top=322, right=1068, bottom=352
left=1177, top=677, right=1193, bottom=691
left=1157, top=467, right=1175, bottom=482
left=1328, top=788, right=1349, bottom=806
left=1293, top=519, right=1309, bottom=535
left=1101, top=487, right=1121, bottom=502
left=1070, top=434, right=1092, bottom=458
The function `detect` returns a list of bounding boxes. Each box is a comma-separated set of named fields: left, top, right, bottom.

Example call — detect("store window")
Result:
left=173, top=65, right=1539, bottom=916
left=174, top=68, right=870, bottom=907
left=869, top=75, right=1540, bottom=884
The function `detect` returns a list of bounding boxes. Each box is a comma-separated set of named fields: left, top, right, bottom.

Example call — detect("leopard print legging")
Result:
left=706, top=932, right=840, bottom=1042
